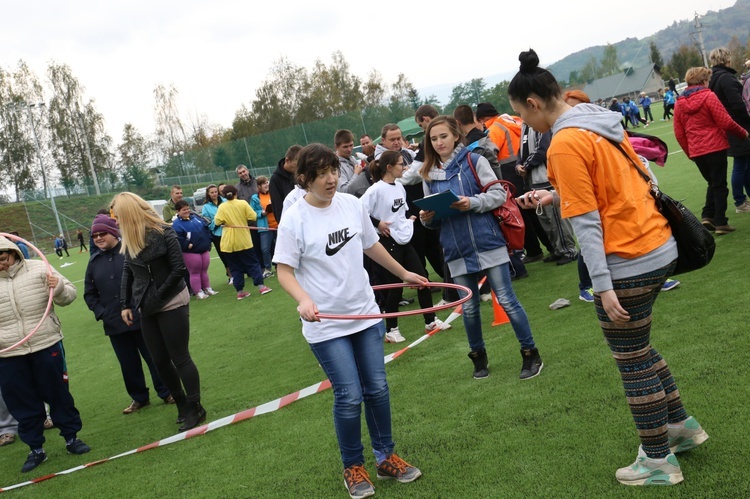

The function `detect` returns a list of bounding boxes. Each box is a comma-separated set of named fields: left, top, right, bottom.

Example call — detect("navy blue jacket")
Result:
left=172, top=213, right=212, bottom=253
left=84, top=241, right=141, bottom=335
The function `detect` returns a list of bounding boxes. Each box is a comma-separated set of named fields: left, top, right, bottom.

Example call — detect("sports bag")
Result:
left=466, top=153, right=525, bottom=251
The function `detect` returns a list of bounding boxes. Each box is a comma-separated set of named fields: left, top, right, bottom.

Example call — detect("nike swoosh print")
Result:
left=325, top=233, right=357, bottom=256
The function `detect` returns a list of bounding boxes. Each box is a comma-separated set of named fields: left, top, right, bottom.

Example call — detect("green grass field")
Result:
left=1, top=114, right=749, bottom=497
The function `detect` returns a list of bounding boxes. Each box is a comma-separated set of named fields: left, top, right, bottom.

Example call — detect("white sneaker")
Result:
left=195, top=291, right=208, bottom=300
left=435, top=299, right=449, bottom=307
left=425, top=319, right=451, bottom=331
left=615, top=446, right=683, bottom=486
left=228, top=277, right=234, bottom=286
left=735, top=200, right=750, bottom=213
left=480, top=293, right=492, bottom=302
left=204, top=288, right=219, bottom=296
left=385, top=327, right=406, bottom=343
left=668, top=416, right=709, bottom=453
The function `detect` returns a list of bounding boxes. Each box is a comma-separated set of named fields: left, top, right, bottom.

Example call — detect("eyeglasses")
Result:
left=92, top=232, right=109, bottom=239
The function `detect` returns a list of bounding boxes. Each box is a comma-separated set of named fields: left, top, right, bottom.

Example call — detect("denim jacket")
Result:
left=423, top=144, right=509, bottom=276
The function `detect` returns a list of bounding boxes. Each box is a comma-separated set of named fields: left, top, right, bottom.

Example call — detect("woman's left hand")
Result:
left=450, top=196, right=471, bottom=211
left=599, top=290, right=630, bottom=323
left=47, top=274, right=58, bottom=289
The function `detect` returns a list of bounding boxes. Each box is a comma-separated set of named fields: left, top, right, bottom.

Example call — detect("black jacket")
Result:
left=120, top=227, right=187, bottom=316
left=84, top=241, right=141, bottom=335
left=709, top=64, right=750, bottom=157
left=269, top=160, right=296, bottom=222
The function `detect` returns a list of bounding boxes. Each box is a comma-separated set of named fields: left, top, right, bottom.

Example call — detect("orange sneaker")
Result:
left=376, top=453, right=422, bottom=483
left=343, top=464, right=374, bottom=499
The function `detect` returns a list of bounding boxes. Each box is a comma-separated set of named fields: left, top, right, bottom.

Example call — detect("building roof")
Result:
left=583, top=65, right=661, bottom=101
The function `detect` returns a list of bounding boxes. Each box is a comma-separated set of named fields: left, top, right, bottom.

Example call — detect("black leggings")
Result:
left=140, top=305, right=202, bottom=403
left=379, top=237, right=435, bottom=330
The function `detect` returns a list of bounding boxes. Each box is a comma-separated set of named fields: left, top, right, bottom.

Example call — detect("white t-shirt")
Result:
left=273, top=192, right=381, bottom=343
left=282, top=186, right=305, bottom=216
left=360, top=180, right=414, bottom=245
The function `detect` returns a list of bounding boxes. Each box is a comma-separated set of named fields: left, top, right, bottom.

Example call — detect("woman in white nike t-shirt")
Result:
left=273, top=143, right=425, bottom=496
left=361, top=150, right=448, bottom=344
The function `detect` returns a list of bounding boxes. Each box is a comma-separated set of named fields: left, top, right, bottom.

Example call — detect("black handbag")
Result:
left=610, top=140, right=715, bottom=276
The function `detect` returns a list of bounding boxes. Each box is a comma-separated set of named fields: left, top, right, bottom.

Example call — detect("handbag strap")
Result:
left=465, top=152, right=511, bottom=195
left=607, top=138, right=652, bottom=186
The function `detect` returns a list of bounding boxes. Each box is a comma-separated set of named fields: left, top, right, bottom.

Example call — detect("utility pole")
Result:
left=695, top=13, right=709, bottom=68
left=77, top=112, right=101, bottom=195
left=23, top=102, right=64, bottom=237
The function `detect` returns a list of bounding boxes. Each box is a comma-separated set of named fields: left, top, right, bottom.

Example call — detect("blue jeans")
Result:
left=259, top=230, right=275, bottom=270
left=309, top=322, right=393, bottom=468
left=731, top=154, right=750, bottom=206
left=453, top=263, right=535, bottom=352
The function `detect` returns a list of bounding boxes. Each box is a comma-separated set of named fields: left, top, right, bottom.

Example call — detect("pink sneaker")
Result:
left=237, top=291, right=250, bottom=300
left=259, top=285, right=273, bottom=295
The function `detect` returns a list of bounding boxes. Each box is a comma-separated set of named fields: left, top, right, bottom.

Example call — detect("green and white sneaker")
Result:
left=668, top=416, right=709, bottom=453
left=615, top=446, right=683, bottom=486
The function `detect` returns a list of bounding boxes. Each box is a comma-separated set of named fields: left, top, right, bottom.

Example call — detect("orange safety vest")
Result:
left=485, top=115, right=523, bottom=166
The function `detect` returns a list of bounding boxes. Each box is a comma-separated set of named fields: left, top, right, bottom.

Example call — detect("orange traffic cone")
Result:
left=491, top=291, right=510, bottom=326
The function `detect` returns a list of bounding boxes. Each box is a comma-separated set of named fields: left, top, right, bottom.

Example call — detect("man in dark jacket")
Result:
left=269, top=145, right=301, bottom=223
left=83, top=215, right=172, bottom=414
left=708, top=46, right=750, bottom=214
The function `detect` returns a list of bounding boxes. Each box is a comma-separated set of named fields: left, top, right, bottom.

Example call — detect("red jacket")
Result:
left=673, top=86, right=747, bottom=159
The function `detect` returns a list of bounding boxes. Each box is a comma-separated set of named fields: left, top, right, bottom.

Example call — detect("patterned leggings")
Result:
left=594, top=261, right=688, bottom=458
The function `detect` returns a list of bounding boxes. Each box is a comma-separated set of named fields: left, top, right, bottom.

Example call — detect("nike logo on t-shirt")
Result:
left=391, top=199, right=405, bottom=212
left=325, top=228, right=357, bottom=256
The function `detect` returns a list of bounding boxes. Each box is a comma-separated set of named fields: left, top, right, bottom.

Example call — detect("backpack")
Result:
left=465, top=153, right=525, bottom=251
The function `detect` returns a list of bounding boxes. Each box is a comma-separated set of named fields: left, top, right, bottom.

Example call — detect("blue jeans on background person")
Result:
left=259, top=230, right=274, bottom=270
left=731, top=154, right=750, bottom=206
left=309, top=321, right=393, bottom=468
left=453, top=263, right=535, bottom=352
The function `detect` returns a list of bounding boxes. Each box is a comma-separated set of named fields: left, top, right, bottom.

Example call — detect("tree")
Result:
left=649, top=41, right=664, bottom=68
left=600, top=44, right=620, bottom=77
left=581, top=55, right=599, bottom=82
left=482, top=81, right=512, bottom=116
left=727, top=36, right=746, bottom=73
left=46, top=62, right=112, bottom=194
left=118, top=123, right=152, bottom=188
left=567, top=70, right=583, bottom=86
left=388, top=73, right=418, bottom=120
left=153, top=83, right=187, bottom=163
left=0, top=64, right=38, bottom=201
left=362, top=70, right=386, bottom=108
left=668, top=44, right=704, bottom=82
left=445, top=79, right=486, bottom=113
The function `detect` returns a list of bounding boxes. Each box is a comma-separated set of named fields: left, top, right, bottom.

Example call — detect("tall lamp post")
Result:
left=16, top=102, right=64, bottom=238
left=173, top=150, right=185, bottom=177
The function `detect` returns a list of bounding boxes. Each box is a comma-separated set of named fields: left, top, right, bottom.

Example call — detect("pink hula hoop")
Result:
left=0, top=232, right=55, bottom=354
left=223, top=225, right=278, bottom=231
left=315, top=282, right=472, bottom=320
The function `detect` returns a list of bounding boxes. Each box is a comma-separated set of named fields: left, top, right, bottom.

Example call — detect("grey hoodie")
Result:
left=551, top=104, right=677, bottom=292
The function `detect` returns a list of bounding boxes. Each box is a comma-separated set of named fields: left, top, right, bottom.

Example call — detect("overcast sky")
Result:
left=0, top=0, right=734, bottom=143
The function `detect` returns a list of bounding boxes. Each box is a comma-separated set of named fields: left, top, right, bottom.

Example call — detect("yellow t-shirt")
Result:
left=547, top=128, right=670, bottom=259
left=213, top=199, right=257, bottom=252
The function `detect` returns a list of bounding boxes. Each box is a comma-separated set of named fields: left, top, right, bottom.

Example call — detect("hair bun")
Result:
left=519, top=49, right=540, bottom=73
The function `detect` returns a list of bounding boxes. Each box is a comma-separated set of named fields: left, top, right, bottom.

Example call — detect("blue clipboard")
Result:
left=413, top=190, right=461, bottom=220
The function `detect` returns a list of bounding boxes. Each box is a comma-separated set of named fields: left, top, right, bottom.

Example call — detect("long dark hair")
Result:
left=206, top=184, right=223, bottom=206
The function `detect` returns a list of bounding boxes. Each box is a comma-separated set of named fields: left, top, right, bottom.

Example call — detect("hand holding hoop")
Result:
left=315, top=282, right=472, bottom=320
left=0, top=232, right=55, bottom=354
